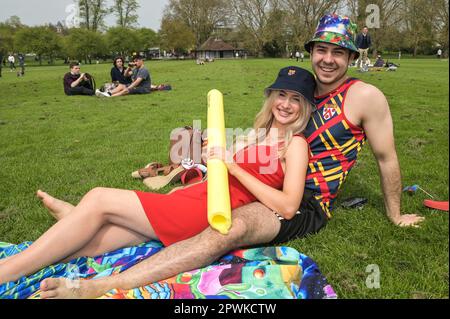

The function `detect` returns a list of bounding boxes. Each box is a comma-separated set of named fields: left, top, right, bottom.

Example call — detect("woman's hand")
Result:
left=206, top=146, right=239, bottom=175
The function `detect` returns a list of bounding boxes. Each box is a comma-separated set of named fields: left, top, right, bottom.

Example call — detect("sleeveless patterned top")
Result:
left=304, top=78, right=366, bottom=218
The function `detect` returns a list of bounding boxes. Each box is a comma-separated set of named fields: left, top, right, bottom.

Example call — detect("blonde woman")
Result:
left=0, top=67, right=319, bottom=293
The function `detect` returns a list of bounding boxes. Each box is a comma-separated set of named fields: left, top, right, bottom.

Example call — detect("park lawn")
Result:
left=0, top=58, right=448, bottom=299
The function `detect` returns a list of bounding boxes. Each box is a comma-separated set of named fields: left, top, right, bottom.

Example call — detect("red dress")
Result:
left=135, top=144, right=285, bottom=246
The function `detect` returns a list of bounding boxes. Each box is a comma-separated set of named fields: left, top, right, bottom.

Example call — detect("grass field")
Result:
left=0, top=58, right=448, bottom=299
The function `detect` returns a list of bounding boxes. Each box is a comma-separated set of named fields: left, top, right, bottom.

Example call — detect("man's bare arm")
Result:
left=127, top=77, right=143, bottom=91
left=357, top=84, right=425, bottom=227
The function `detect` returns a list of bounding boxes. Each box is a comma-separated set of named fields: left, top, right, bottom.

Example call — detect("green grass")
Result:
left=0, top=58, right=448, bottom=299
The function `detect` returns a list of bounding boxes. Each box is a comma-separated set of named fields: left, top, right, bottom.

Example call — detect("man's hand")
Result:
left=391, top=214, right=425, bottom=228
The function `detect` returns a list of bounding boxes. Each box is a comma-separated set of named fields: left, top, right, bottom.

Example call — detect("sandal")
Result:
left=143, top=165, right=185, bottom=190
left=132, top=162, right=164, bottom=179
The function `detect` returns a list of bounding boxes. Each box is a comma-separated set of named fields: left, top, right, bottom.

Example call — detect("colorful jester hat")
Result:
left=305, top=14, right=360, bottom=59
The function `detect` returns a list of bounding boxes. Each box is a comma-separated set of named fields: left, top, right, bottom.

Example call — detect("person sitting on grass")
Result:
left=110, top=56, right=132, bottom=87
left=0, top=67, right=319, bottom=297
left=96, top=55, right=151, bottom=98
left=373, top=55, right=385, bottom=68
left=63, top=62, right=95, bottom=96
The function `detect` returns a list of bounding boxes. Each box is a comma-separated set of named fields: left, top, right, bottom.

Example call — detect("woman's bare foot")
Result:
left=40, top=278, right=110, bottom=299
left=36, top=190, right=74, bottom=220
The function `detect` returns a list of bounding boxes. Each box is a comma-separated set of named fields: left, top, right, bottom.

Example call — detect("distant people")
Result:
left=0, top=52, right=3, bottom=78
left=437, top=48, right=443, bottom=59
left=398, top=51, right=402, bottom=60
left=196, top=58, right=205, bottom=65
left=8, top=54, right=16, bottom=72
left=295, top=51, right=300, bottom=62
left=17, top=53, right=25, bottom=76
left=63, top=62, right=95, bottom=96
left=96, top=55, right=151, bottom=97
left=356, top=26, right=372, bottom=69
left=300, top=51, right=304, bottom=62
left=373, top=55, right=385, bottom=67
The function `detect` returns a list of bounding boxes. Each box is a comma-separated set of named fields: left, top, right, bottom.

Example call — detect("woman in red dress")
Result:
left=0, top=67, right=316, bottom=285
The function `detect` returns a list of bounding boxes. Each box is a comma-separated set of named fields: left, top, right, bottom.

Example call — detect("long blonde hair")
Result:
left=235, top=90, right=313, bottom=159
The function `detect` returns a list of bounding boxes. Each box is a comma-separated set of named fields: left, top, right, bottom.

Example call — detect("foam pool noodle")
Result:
left=207, top=90, right=232, bottom=235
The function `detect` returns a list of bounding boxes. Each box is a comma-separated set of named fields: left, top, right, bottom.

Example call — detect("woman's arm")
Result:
left=210, top=136, right=309, bottom=220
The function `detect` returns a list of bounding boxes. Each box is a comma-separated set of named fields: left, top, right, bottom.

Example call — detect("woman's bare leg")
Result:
left=0, top=188, right=157, bottom=285
left=37, top=190, right=74, bottom=220
left=36, top=190, right=149, bottom=262
left=61, top=225, right=149, bottom=263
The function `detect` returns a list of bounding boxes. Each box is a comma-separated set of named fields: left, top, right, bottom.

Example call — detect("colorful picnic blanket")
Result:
left=0, top=241, right=337, bottom=299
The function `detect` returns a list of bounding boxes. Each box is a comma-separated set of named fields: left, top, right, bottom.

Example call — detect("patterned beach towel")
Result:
left=0, top=241, right=337, bottom=299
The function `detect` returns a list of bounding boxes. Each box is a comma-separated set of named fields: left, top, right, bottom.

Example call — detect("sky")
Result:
left=0, top=0, right=169, bottom=31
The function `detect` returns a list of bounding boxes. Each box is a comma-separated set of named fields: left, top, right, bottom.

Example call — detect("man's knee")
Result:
left=228, top=202, right=280, bottom=247
left=226, top=217, right=249, bottom=246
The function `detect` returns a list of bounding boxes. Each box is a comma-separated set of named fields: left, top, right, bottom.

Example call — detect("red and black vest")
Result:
left=304, top=78, right=366, bottom=218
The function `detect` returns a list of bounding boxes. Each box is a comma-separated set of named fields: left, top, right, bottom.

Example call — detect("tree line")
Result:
left=0, top=0, right=448, bottom=64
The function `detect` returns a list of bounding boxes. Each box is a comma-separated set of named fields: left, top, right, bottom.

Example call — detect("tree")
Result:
left=165, top=0, right=231, bottom=47
left=14, top=27, right=62, bottom=65
left=113, top=0, right=140, bottom=28
left=401, top=0, right=435, bottom=56
left=136, top=28, right=160, bottom=50
left=0, top=15, right=24, bottom=54
left=63, top=28, right=106, bottom=63
left=229, top=0, right=274, bottom=56
left=0, top=25, right=16, bottom=54
left=78, top=0, right=108, bottom=32
left=159, top=17, right=196, bottom=54
left=106, top=27, right=140, bottom=57
left=279, top=0, right=342, bottom=52
left=4, top=16, right=23, bottom=29
left=433, top=0, right=449, bottom=56
left=263, top=7, right=289, bottom=57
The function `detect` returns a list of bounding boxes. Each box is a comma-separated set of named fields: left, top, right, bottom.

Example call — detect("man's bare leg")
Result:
left=40, top=202, right=281, bottom=299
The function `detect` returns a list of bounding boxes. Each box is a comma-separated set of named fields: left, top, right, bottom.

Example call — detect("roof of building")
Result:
left=198, top=37, right=237, bottom=51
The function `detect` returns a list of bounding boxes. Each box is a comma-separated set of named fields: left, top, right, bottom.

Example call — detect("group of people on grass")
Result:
left=1, top=14, right=426, bottom=299
left=0, top=52, right=26, bottom=78
left=63, top=55, right=152, bottom=98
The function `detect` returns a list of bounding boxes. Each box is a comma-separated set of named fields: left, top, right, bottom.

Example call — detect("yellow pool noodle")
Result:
left=207, top=89, right=232, bottom=235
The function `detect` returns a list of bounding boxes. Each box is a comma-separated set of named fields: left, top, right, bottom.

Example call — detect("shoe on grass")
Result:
left=96, top=89, right=111, bottom=98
